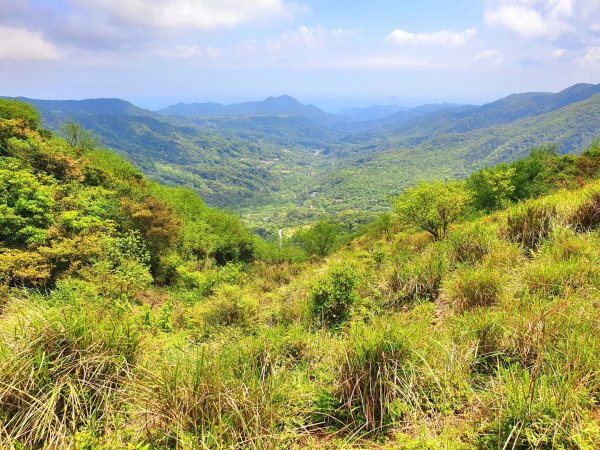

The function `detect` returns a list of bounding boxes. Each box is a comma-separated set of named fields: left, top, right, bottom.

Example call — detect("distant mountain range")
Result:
left=339, top=104, right=410, bottom=121
left=6, top=82, right=600, bottom=230
left=158, top=95, right=340, bottom=126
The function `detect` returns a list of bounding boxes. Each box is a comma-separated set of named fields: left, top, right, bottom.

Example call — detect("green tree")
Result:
left=468, top=164, right=516, bottom=211
left=60, top=120, right=100, bottom=152
left=294, top=220, right=342, bottom=257
left=393, top=180, right=472, bottom=240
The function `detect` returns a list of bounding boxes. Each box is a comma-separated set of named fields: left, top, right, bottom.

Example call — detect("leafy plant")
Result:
left=310, top=263, right=359, bottom=328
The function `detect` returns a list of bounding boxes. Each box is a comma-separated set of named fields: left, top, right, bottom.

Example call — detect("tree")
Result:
left=393, top=180, right=472, bottom=240
left=294, top=220, right=342, bottom=257
left=468, top=164, right=516, bottom=212
left=60, top=120, right=100, bottom=152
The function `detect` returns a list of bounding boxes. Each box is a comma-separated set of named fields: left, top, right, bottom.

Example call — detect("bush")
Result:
left=202, top=284, right=258, bottom=329
left=310, top=264, right=359, bottom=329
left=442, top=266, right=503, bottom=312
left=506, top=202, right=555, bottom=251
left=0, top=99, right=41, bottom=130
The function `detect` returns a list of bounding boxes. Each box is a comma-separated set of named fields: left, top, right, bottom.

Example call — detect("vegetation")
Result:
left=15, top=84, right=600, bottom=234
left=1, top=99, right=599, bottom=449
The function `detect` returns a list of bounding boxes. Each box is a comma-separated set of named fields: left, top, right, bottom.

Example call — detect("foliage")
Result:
left=293, top=219, right=343, bottom=257
left=1, top=99, right=600, bottom=449
left=0, top=98, right=41, bottom=130
left=394, top=180, right=472, bottom=240
left=0, top=163, right=55, bottom=246
left=310, top=263, right=359, bottom=328
left=61, top=120, right=100, bottom=151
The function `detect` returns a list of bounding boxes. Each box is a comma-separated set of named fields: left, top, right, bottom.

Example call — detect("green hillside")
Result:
left=1, top=99, right=599, bottom=449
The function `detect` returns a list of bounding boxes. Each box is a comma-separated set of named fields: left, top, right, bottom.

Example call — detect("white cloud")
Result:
left=156, top=45, right=222, bottom=58
left=553, top=48, right=567, bottom=58
left=265, top=26, right=363, bottom=50
left=385, top=28, right=477, bottom=47
left=485, top=5, right=554, bottom=38
left=581, top=46, right=600, bottom=67
left=0, top=26, right=60, bottom=60
left=474, top=49, right=504, bottom=64
left=484, top=0, right=600, bottom=39
left=85, top=0, right=294, bottom=29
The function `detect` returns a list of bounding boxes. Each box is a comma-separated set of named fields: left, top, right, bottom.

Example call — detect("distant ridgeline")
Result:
left=7, top=83, right=600, bottom=233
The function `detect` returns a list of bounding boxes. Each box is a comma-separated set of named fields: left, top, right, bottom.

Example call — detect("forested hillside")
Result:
left=1, top=99, right=599, bottom=449
left=10, top=83, right=600, bottom=236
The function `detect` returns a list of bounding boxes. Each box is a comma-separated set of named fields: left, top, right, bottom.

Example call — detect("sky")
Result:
left=0, top=0, right=599, bottom=111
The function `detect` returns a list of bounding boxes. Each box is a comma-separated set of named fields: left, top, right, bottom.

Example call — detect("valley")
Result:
left=12, top=82, right=600, bottom=236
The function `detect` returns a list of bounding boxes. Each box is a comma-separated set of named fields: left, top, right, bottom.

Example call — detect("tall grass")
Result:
left=0, top=300, right=138, bottom=448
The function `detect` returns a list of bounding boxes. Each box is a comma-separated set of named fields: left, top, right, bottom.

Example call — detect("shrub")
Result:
left=442, top=266, right=503, bottom=312
left=202, top=284, right=258, bottom=329
left=506, top=202, right=555, bottom=251
left=310, top=263, right=359, bottom=329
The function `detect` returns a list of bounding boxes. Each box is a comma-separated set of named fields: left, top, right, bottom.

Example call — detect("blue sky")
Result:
left=0, top=0, right=599, bottom=111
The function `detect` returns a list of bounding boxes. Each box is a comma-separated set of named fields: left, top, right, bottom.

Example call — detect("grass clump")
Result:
left=0, top=301, right=138, bottom=448
left=442, top=266, right=504, bottom=312
left=506, top=202, right=555, bottom=251
left=568, top=190, right=600, bottom=232
left=330, top=320, right=413, bottom=434
left=133, top=339, right=311, bottom=450
left=382, top=245, right=448, bottom=305
left=448, top=223, right=498, bottom=265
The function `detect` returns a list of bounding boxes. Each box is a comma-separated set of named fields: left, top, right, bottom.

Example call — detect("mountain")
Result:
left=339, top=104, right=410, bottom=121
left=333, top=103, right=465, bottom=133
left=3, top=97, right=600, bottom=449
left=374, top=83, right=600, bottom=140
left=11, top=97, right=160, bottom=123
left=159, top=95, right=339, bottom=126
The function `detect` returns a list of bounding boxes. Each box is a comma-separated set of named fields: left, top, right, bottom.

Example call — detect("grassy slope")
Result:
left=2, top=137, right=599, bottom=448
